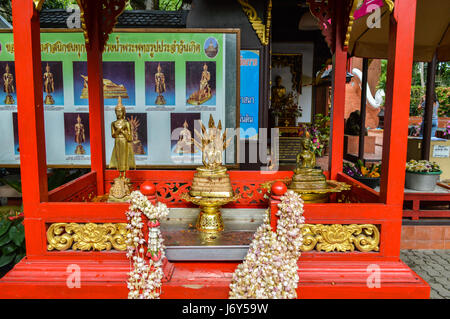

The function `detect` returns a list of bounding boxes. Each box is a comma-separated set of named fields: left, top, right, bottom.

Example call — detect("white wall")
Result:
left=272, top=42, right=314, bottom=123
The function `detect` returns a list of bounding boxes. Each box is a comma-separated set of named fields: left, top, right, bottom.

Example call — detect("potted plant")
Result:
left=343, top=160, right=381, bottom=189
left=405, top=160, right=442, bottom=191
left=0, top=210, right=25, bottom=278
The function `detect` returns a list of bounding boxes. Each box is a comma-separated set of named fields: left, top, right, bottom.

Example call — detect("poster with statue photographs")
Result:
left=0, top=30, right=239, bottom=167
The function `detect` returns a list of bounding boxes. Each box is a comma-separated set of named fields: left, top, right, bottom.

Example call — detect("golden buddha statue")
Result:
left=80, top=75, right=128, bottom=100
left=181, top=114, right=238, bottom=232
left=43, top=63, right=55, bottom=105
left=74, top=114, right=86, bottom=155
left=271, top=75, right=287, bottom=109
left=108, top=97, right=136, bottom=202
left=127, top=115, right=145, bottom=155
left=187, top=63, right=212, bottom=105
left=154, top=63, right=166, bottom=105
left=3, top=64, right=15, bottom=105
left=174, top=120, right=194, bottom=154
left=288, top=132, right=350, bottom=203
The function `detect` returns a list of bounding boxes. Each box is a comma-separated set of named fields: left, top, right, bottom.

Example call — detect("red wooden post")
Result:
left=328, top=1, right=348, bottom=180
left=380, top=0, right=417, bottom=205
left=269, top=181, right=287, bottom=232
left=11, top=0, right=48, bottom=257
left=86, top=1, right=106, bottom=195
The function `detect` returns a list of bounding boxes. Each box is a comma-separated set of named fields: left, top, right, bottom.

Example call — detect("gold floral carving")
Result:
left=300, top=224, right=380, bottom=252
left=47, top=223, right=127, bottom=251
left=237, top=0, right=272, bottom=46
left=384, top=0, right=394, bottom=12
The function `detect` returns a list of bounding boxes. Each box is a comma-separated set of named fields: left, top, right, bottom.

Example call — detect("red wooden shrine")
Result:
left=0, top=0, right=430, bottom=298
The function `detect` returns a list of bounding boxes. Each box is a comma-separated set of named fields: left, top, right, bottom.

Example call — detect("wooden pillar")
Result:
left=328, top=2, right=347, bottom=179
left=421, top=54, right=437, bottom=160
left=380, top=0, right=417, bottom=205
left=11, top=0, right=48, bottom=257
left=86, top=2, right=106, bottom=195
left=358, top=58, right=369, bottom=160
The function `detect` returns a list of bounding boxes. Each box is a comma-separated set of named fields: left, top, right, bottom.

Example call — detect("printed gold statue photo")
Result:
left=74, top=114, right=86, bottom=155
left=108, top=98, right=136, bottom=202
left=3, top=63, right=15, bottom=105
left=154, top=63, right=166, bottom=105
left=174, top=120, right=195, bottom=154
left=43, top=63, right=55, bottom=105
left=80, top=74, right=129, bottom=100
left=187, top=63, right=213, bottom=105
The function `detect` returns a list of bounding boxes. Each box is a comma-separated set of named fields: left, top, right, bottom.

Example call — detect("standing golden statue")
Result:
left=74, top=114, right=86, bottom=155
left=187, top=63, right=212, bottom=105
left=181, top=114, right=238, bottom=232
left=108, top=97, right=136, bottom=202
left=43, top=63, right=55, bottom=105
left=127, top=115, right=145, bottom=155
left=3, top=64, right=15, bottom=105
left=288, top=132, right=350, bottom=203
left=174, top=120, right=194, bottom=154
left=154, top=63, right=166, bottom=105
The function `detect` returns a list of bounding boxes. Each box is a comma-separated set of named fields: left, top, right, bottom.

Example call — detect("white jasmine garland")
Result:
left=229, top=190, right=305, bottom=299
left=125, top=190, right=169, bottom=299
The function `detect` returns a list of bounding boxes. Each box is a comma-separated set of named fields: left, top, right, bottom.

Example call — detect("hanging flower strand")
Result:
left=125, top=190, right=169, bottom=299
left=229, top=190, right=305, bottom=299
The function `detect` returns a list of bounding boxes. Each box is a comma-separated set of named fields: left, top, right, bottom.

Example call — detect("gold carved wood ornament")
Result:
left=238, top=0, right=272, bottom=46
left=300, top=224, right=380, bottom=252
left=47, top=223, right=127, bottom=251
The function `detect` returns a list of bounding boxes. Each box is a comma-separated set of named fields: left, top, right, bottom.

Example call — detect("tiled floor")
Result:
left=401, top=249, right=450, bottom=299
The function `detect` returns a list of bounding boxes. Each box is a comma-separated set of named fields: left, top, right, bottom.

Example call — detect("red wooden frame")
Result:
left=403, top=191, right=450, bottom=220
left=0, top=0, right=430, bottom=299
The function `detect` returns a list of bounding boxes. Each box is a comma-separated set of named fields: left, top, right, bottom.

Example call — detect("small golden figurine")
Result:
left=187, top=63, right=212, bottom=105
left=3, top=64, right=15, bottom=105
left=74, top=114, right=86, bottom=155
left=43, top=63, right=55, bottom=105
left=127, top=115, right=145, bottom=155
left=154, top=63, right=166, bottom=105
left=80, top=75, right=129, bottom=100
left=288, top=132, right=350, bottom=203
left=181, top=114, right=238, bottom=232
left=271, top=75, right=287, bottom=109
left=108, top=97, right=136, bottom=202
left=174, top=120, right=194, bottom=154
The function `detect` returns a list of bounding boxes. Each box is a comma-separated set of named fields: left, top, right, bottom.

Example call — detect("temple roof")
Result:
left=39, top=9, right=188, bottom=29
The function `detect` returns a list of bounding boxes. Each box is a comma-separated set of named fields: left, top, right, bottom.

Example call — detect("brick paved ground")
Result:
left=401, top=250, right=450, bottom=299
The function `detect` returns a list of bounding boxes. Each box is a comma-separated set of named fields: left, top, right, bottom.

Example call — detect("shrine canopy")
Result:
left=348, top=0, right=450, bottom=62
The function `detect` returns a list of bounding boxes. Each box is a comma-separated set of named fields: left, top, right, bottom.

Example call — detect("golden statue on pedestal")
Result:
left=80, top=75, right=129, bottom=100
left=74, top=114, right=86, bottom=155
left=271, top=75, right=287, bottom=109
left=288, top=132, right=350, bottom=203
left=181, top=114, right=238, bottom=232
left=43, top=63, right=55, bottom=105
left=3, top=64, right=15, bottom=105
left=127, top=115, right=145, bottom=155
left=174, top=120, right=195, bottom=154
left=187, top=63, right=212, bottom=105
left=154, top=63, right=166, bottom=105
left=108, top=97, right=136, bottom=202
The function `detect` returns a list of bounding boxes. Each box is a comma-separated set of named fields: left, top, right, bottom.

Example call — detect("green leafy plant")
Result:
left=0, top=211, right=25, bottom=272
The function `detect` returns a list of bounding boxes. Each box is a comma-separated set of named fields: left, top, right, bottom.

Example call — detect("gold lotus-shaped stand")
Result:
left=181, top=115, right=238, bottom=232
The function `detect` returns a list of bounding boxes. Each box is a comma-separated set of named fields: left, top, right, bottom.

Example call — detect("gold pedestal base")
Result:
left=75, top=144, right=86, bottom=155
left=107, top=176, right=132, bottom=203
left=4, top=94, right=15, bottom=105
left=44, top=94, right=55, bottom=105
left=181, top=193, right=239, bottom=233
left=187, top=92, right=212, bottom=106
left=288, top=180, right=351, bottom=203
left=155, top=94, right=166, bottom=105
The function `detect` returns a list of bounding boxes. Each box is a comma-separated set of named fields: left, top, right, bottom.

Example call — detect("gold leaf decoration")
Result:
left=47, top=223, right=127, bottom=251
left=300, top=224, right=380, bottom=252
left=33, top=0, right=46, bottom=11
left=237, top=0, right=272, bottom=46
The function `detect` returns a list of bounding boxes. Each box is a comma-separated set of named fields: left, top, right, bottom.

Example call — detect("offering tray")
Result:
left=161, top=207, right=266, bottom=261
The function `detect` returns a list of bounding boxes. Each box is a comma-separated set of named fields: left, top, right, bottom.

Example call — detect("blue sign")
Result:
left=240, top=50, right=260, bottom=140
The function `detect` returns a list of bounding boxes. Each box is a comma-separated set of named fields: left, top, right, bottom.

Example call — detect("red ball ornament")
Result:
left=271, top=181, right=287, bottom=196
left=140, top=182, right=156, bottom=196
